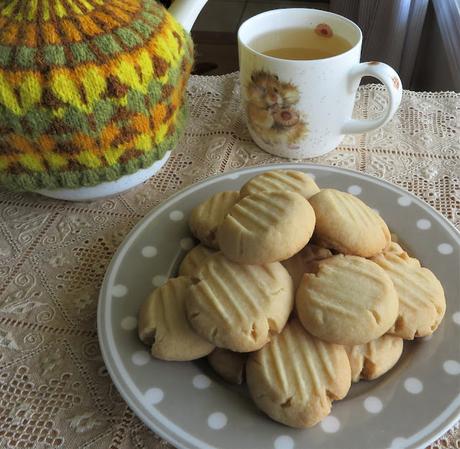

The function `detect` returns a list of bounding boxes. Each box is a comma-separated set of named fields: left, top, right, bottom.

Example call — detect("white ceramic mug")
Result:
left=238, top=9, right=402, bottom=158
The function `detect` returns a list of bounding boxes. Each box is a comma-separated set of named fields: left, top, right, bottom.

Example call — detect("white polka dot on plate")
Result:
left=145, top=387, right=164, bottom=405
left=452, top=311, right=460, bottom=325
left=347, top=185, right=362, bottom=196
left=180, top=237, right=195, bottom=251
left=372, top=208, right=380, bottom=215
left=152, top=275, right=167, bottom=287
left=404, top=377, right=423, bottom=394
left=193, top=374, right=211, bottom=389
left=142, top=246, right=158, bottom=258
left=416, top=219, right=431, bottom=230
left=112, top=284, right=128, bottom=298
left=132, top=350, right=150, bottom=366
left=363, top=396, right=383, bottom=414
left=389, top=437, right=406, bottom=449
left=443, top=360, right=460, bottom=375
left=227, top=172, right=240, bottom=180
left=320, top=415, right=340, bottom=433
left=437, top=243, right=453, bottom=255
left=207, top=412, right=227, bottom=430
left=121, top=316, right=137, bottom=331
left=422, top=334, right=433, bottom=341
left=169, top=210, right=184, bottom=221
left=306, top=172, right=316, bottom=180
left=397, top=196, right=411, bottom=207
left=274, top=435, right=294, bottom=449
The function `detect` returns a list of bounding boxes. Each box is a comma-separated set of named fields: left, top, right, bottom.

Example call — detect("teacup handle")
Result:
left=341, top=62, right=402, bottom=134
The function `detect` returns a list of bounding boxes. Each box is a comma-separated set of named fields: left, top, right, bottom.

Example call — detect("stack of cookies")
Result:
left=138, top=169, right=446, bottom=428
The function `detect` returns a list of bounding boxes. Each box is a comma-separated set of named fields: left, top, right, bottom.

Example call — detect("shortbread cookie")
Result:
left=282, top=244, right=333, bottom=289
left=138, top=277, right=215, bottom=361
left=309, top=189, right=391, bottom=257
left=390, top=232, right=411, bottom=255
left=178, top=244, right=216, bottom=277
left=246, top=319, right=351, bottom=428
left=189, top=191, right=240, bottom=248
left=296, top=255, right=399, bottom=345
left=371, top=242, right=446, bottom=339
left=218, top=191, right=316, bottom=264
left=208, top=348, right=247, bottom=384
left=240, top=170, right=320, bottom=200
left=187, top=253, right=294, bottom=352
left=346, top=334, right=404, bottom=382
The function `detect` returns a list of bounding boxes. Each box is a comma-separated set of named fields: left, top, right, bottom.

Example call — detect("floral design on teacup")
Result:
left=246, top=70, right=308, bottom=149
left=315, top=23, right=333, bottom=38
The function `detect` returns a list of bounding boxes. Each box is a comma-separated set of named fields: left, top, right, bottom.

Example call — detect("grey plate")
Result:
left=98, top=164, right=460, bottom=449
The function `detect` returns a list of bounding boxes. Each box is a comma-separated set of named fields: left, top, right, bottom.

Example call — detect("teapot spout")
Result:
left=168, top=0, right=208, bottom=32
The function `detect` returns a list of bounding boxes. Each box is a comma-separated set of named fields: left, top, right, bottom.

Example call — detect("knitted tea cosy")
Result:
left=0, top=0, right=193, bottom=191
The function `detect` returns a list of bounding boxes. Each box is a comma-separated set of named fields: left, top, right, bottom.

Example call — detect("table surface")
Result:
left=0, top=73, right=458, bottom=449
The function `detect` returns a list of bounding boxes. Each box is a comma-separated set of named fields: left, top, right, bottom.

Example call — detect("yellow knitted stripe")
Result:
left=1, top=0, right=20, bottom=18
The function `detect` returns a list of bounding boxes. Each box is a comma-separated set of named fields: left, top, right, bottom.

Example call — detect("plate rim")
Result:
left=97, top=162, right=460, bottom=449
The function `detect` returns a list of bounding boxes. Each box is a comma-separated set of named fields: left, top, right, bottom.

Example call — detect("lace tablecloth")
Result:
left=0, top=73, right=458, bottom=449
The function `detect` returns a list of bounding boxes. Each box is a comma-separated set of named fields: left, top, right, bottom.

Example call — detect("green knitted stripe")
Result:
left=94, top=34, right=123, bottom=56
left=16, top=46, right=36, bottom=68
left=147, top=81, right=162, bottom=107
left=24, top=108, right=53, bottom=137
left=142, top=11, right=162, bottom=27
left=131, top=19, right=155, bottom=39
left=164, top=64, right=182, bottom=89
left=143, top=0, right=158, bottom=10
left=115, top=27, right=143, bottom=49
left=0, top=45, right=11, bottom=67
left=0, top=104, right=187, bottom=191
left=43, top=44, right=67, bottom=66
left=70, top=42, right=96, bottom=64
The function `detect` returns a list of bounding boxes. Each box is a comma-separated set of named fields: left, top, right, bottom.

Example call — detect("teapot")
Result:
left=0, top=0, right=208, bottom=200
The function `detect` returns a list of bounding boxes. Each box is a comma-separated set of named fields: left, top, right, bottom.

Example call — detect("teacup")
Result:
left=238, top=9, right=402, bottom=158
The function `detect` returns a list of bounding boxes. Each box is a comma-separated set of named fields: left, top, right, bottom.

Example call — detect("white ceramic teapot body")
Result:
left=37, top=0, right=208, bottom=202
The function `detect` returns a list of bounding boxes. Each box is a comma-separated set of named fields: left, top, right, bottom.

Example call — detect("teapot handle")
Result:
left=168, top=0, right=209, bottom=32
